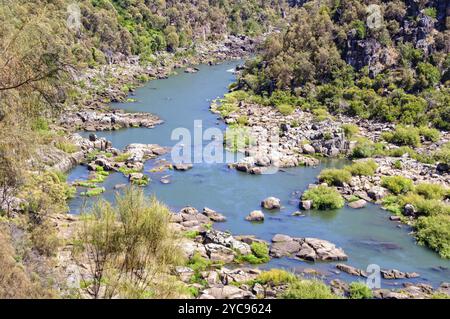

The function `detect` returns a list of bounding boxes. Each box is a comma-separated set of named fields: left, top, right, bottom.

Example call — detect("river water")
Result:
left=68, top=60, right=450, bottom=287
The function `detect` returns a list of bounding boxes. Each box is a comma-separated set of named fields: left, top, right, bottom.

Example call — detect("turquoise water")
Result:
left=69, top=61, right=450, bottom=287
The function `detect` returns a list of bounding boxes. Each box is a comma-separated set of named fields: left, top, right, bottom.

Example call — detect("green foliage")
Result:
left=277, top=104, right=295, bottom=115
left=255, top=269, right=298, bottom=286
left=187, top=252, right=214, bottom=273
left=415, top=214, right=450, bottom=258
left=351, top=138, right=385, bottom=159
left=55, top=141, right=79, bottom=154
left=114, top=153, right=131, bottom=163
left=318, top=169, right=352, bottom=186
left=302, top=185, right=345, bottom=210
left=348, top=282, right=373, bottom=299
left=281, top=279, right=337, bottom=299
left=400, top=193, right=450, bottom=217
left=423, top=7, right=437, bottom=19
left=80, top=187, right=105, bottom=197
left=341, top=124, right=360, bottom=139
left=75, top=188, right=183, bottom=298
left=415, top=183, right=448, bottom=200
left=345, top=160, right=378, bottom=176
left=381, top=176, right=414, bottom=195
left=382, top=126, right=421, bottom=147
left=235, top=242, right=270, bottom=265
left=418, top=126, right=441, bottom=142
left=184, top=230, right=200, bottom=239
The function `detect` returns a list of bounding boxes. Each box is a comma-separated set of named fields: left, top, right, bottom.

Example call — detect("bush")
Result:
left=75, top=188, right=183, bottom=298
left=345, top=160, right=378, bottom=176
left=381, top=176, right=414, bottom=195
left=235, top=242, right=270, bottom=265
left=302, top=185, right=345, bottom=210
left=277, top=104, right=295, bottom=115
left=348, top=282, right=373, bottom=299
left=351, top=138, right=385, bottom=158
left=318, top=169, right=352, bottom=186
left=341, top=124, right=360, bottom=139
left=282, top=279, right=337, bottom=299
left=400, top=193, right=450, bottom=216
left=415, top=214, right=450, bottom=258
left=434, top=143, right=450, bottom=165
left=415, top=183, right=448, bottom=200
left=255, top=269, right=298, bottom=286
left=312, top=108, right=330, bottom=122
left=382, top=126, right=421, bottom=147
left=418, top=126, right=441, bottom=142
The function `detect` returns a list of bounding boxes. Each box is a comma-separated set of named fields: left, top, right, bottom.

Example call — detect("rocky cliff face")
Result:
left=343, top=1, right=447, bottom=75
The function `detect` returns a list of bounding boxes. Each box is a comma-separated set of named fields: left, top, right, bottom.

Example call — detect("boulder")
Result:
left=203, top=207, right=226, bottom=222
left=175, top=266, right=195, bottom=282
left=368, top=186, right=387, bottom=201
left=269, top=235, right=301, bottom=258
left=302, top=144, right=316, bottom=155
left=336, top=264, right=366, bottom=277
left=300, top=200, right=313, bottom=210
left=205, top=243, right=235, bottom=263
left=348, top=199, right=367, bottom=209
left=403, top=204, right=417, bottom=217
left=202, top=285, right=253, bottom=299
left=245, top=210, right=265, bottom=222
left=173, top=163, right=193, bottom=171
left=261, top=197, right=281, bottom=210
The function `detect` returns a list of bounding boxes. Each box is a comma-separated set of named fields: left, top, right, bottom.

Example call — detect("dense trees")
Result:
left=237, top=0, right=450, bottom=128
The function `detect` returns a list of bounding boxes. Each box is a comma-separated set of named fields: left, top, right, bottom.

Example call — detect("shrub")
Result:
left=348, top=282, right=373, bottom=299
left=400, top=193, right=450, bottom=216
left=312, top=108, right=330, bottom=122
left=381, top=176, right=414, bottom=195
left=302, top=185, right=345, bottom=210
left=187, top=252, right=213, bottom=272
left=277, top=104, right=295, bottom=115
left=434, top=143, right=450, bottom=165
left=74, top=188, right=183, bottom=298
left=235, top=242, right=270, bottom=265
left=345, top=160, right=378, bottom=176
left=255, top=269, right=298, bottom=286
left=415, top=214, right=450, bottom=258
left=418, top=126, right=441, bottom=142
left=341, top=124, right=360, bottom=139
left=282, top=279, right=337, bottom=299
left=382, top=126, right=421, bottom=147
left=318, top=169, right=352, bottom=186
left=415, top=183, right=448, bottom=200
left=351, top=138, right=385, bottom=158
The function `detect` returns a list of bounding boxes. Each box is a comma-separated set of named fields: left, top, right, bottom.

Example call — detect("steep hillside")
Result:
left=237, top=0, right=449, bottom=128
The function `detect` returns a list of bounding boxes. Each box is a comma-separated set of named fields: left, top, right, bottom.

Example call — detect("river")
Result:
left=68, top=60, right=450, bottom=288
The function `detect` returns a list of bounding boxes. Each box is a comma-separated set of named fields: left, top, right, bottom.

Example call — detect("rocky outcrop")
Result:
left=269, top=234, right=348, bottom=262
left=60, top=110, right=162, bottom=132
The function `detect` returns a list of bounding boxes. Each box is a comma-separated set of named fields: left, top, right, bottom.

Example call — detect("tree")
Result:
left=74, top=187, right=184, bottom=299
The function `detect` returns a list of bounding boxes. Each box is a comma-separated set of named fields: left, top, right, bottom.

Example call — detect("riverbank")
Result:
left=50, top=49, right=449, bottom=298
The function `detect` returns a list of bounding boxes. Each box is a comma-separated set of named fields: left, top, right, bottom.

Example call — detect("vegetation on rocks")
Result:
left=302, top=185, right=345, bottom=210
